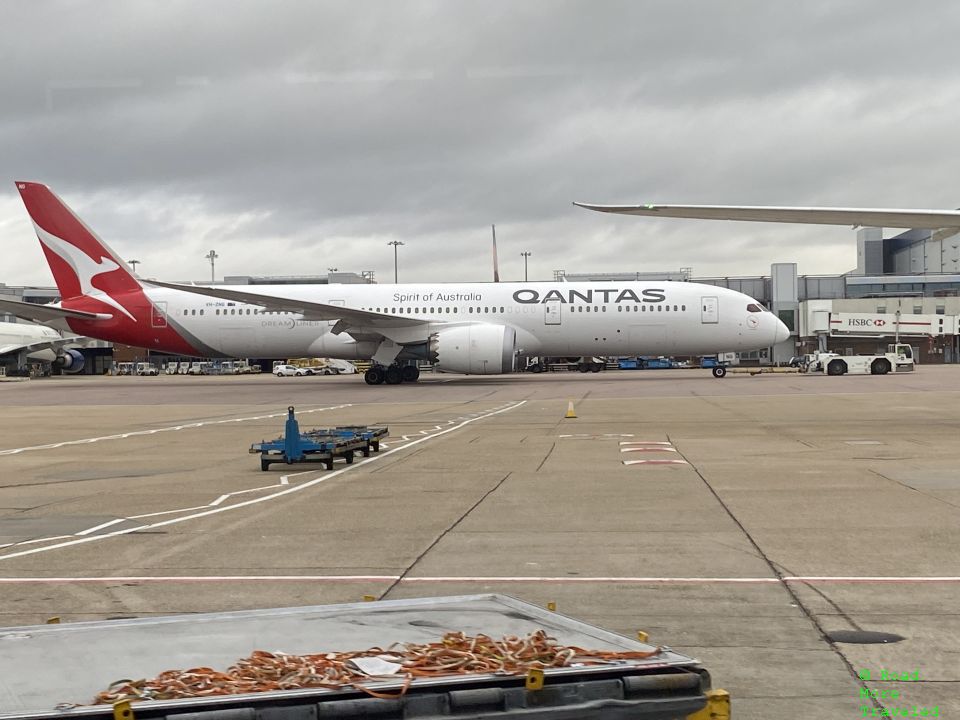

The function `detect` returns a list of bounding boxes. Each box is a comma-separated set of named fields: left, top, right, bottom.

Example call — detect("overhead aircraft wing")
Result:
left=572, top=202, right=960, bottom=230
left=145, top=281, right=432, bottom=329
left=0, top=297, right=109, bottom=324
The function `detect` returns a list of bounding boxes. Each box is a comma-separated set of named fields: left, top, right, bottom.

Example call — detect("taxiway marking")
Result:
left=0, top=401, right=527, bottom=561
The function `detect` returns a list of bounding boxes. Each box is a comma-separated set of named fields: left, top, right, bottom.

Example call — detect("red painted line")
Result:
left=3, top=575, right=960, bottom=585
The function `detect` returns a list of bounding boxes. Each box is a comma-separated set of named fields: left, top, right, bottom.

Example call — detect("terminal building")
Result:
left=3, top=228, right=960, bottom=372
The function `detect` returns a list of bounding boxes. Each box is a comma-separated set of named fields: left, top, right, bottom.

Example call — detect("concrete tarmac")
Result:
left=2, top=366, right=959, bottom=717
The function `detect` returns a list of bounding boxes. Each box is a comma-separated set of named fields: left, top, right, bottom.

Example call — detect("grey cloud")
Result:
left=3, top=1, right=960, bottom=287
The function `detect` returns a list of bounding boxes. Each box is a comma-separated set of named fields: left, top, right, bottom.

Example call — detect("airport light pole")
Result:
left=521, top=251, right=532, bottom=281
left=128, top=259, right=141, bottom=274
left=205, top=250, right=219, bottom=283
left=388, top=240, right=404, bottom=283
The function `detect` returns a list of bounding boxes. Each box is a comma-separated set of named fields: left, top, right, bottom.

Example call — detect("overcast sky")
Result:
left=3, top=1, right=960, bottom=287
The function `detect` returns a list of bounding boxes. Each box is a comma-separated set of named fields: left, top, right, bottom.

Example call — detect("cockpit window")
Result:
left=747, top=303, right=765, bottom=313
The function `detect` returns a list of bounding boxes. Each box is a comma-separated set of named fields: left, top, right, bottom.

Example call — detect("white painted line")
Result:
left=620, top=447, right=677, bottom=453
left=75, top=519, right=126, bottom=536
left=128, top=506, right=215, bottom=520
left=0, top=404, right=352, bottom=457
left=0, top=535, right=73, bottom=549
left=7, top=575, right=959, bottom=585
left=209, top=494, right=230, bottom=506
left=619, top=441, right=672, bottom=446
left=622, top=459, right=688, bottom=465
left=0, top=401, right=527, bottom=562
left=0, top=575, right=399, bottom=584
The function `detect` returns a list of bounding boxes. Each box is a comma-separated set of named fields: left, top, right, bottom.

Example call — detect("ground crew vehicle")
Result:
left=185, top=361, right=211, bottom=375
left=135, top=362, right=159, bottom=376
left=805, top=343, right=914, bottom=375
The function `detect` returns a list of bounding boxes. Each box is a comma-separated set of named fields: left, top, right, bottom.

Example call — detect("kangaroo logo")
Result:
left=36, top=226, right=137, bottom=322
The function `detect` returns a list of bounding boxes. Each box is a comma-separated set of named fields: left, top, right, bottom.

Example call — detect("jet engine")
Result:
left=433, top=324, right=516, bottom=375
left=53, top=348, right=85, bottom=374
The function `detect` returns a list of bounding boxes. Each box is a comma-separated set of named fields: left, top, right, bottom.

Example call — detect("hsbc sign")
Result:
left=843, top=317, right=886, bottom=328
left=829, top=312, right=944, bottom=336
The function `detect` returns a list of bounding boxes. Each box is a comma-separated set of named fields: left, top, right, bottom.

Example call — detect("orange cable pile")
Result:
left=93, top=629, right=661, bottom=704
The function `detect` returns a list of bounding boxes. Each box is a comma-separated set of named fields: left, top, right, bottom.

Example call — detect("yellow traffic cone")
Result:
left=565, top=401, right=577, bottom=419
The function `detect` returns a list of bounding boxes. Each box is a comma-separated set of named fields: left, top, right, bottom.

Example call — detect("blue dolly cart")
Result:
left=251, top=406, right=388, bottom=471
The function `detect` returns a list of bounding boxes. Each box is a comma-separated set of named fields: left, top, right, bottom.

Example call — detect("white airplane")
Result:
left=0, top=182, right=789, bottom=384
left=0, top=319, right=87, bottom=372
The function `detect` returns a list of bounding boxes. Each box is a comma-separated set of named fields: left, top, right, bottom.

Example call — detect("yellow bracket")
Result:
left=686, top=689, right=730, bottom=719
left=546, top=601, right=557, bottom=612
left=45, top=617, right=61, bottom=624
left=525, top=668, right=545, bottom=691
left=113, top=700, right=134, bottom=720
left=362, top=595, right=376, bottom=602
left=636, top=630, right=649, bottom=643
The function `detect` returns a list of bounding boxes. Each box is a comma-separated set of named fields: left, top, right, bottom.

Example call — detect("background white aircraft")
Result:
left=1, top=182, right=789, bottom=384
left=0, top=320, right=87, bottom=373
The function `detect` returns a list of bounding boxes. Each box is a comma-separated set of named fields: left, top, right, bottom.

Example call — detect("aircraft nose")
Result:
left=774, top=317, right=790, bottom=343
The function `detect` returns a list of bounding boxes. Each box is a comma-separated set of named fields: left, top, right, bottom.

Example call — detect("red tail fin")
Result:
left=16, top=182, right=141, bottom=303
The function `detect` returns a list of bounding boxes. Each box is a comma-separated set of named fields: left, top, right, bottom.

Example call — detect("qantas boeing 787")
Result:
left=0, top=182, right=789, bottom=383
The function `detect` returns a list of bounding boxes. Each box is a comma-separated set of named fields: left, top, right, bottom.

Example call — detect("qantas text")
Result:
left=512, top=288, right=666, bottom=304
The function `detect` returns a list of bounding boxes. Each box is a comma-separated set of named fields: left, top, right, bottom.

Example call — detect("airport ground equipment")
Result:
left=802, top=343, right=915, bottom=376
left=0, top=593, right=715, bottom=720
left=250, top=406, right=387, bottom=471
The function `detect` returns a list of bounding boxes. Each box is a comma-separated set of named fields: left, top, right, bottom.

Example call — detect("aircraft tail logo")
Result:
left=16, top=182, right=141, bottom=321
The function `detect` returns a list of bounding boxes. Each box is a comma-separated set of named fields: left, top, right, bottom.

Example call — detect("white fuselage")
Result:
left=144, top=280, right=787, bottom=360
left=0, top=322, right=64, bottom=362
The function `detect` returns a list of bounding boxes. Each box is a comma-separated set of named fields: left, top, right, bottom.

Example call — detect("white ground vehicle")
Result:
left=185, top=361, right=211, bottom=375
left=135, top=362, right=159, bottom=376
left=805, top=343, right=914, bottom=376
left=274, top=363, right=314, bottom=377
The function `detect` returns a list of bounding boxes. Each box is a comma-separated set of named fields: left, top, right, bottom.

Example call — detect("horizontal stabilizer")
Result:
left=573, top=202, right=960, bottom=229
left=0, top=297, right=109, bottom=324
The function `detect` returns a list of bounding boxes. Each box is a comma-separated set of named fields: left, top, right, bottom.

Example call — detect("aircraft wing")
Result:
left=146, top=281, right=432, bottom=329
left=0, top=337, right=80, bottom=356
left=572, top=203, right=960, bottom=229
left=0, top=297, right=109, bottom=324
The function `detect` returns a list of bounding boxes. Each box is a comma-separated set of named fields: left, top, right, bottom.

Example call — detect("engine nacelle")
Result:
left=434, top=324, right=516, bottom=375
left=53, top=348, right=85, bottom=374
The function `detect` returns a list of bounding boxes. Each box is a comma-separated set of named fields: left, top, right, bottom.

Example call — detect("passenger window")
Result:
left=199, top=310, right=204, bottom=316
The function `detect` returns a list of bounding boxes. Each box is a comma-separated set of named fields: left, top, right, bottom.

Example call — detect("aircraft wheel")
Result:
left=385, top=366, right=403, bottom=385
left=578, top=364, right=590, bottom=373
left=712, top=366, right=727, bottom=378
left=364, top=368, right=385, bottom=385
left=590, top=362, right=602, bottom=373
left=401, top=365, right=420, bottom=382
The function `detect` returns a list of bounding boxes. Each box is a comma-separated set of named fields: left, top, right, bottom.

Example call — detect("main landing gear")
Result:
left=364, top=363, right=421, bottom=385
